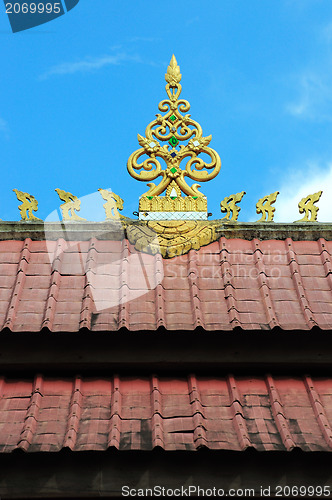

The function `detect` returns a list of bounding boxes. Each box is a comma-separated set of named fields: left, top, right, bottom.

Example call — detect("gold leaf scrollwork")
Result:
left=127, top=55, right=221, bottom=201
left=295, top=191, right=322, bottom=222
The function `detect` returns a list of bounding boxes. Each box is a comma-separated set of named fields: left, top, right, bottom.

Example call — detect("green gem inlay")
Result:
left=170, top=167, right=177, bottom=174
left=170, top=114, right=177, bottom=122
left=147, top=196, right=153, bottom=200
left=169, top=136, right=179, bottom=146
left=193, top=196, right=198, bottom=199
left=170, top=196, right=176, bottom=200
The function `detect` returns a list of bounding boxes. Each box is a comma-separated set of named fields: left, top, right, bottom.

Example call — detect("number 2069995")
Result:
left=6, top=3, right=62, bottom=14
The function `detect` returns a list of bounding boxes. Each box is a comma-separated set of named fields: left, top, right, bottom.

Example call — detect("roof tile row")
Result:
left=0, top=237, right=331, bottom=331
left=1, top=374, right=332, bottom=452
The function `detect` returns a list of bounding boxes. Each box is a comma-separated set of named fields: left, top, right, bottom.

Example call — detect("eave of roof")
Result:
left=1, top=374, right=332, bottom=453
left=0, top=220, right=331, bottom=242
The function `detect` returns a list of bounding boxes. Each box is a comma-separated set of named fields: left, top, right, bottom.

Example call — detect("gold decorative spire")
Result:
left=127, top=55, right=221, bottom=220
left=165, top=54, right=182, bottom=85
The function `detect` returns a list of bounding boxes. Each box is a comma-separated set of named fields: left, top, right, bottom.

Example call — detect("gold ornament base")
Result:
left=139, top=211, right=208, bottom=221
left=139, top=195, right=207, bottom=213
left=127, top=220, right=218, bottom=258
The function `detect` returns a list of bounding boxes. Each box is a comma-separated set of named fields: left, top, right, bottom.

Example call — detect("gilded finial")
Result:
left=13, top=189, right=42, bottom=221
left=98, top=189, right=124, bottom=220
left=220, top=191, right=246, bottom=221
left=295, top=191, right=322, bottom=222
left=55, top=188, right=87, bottom=222
left=256, top=191, right=279, bottom=222
left=165, top=54, right=182, bottom=85
left=127, top=55, right=221, bottom=220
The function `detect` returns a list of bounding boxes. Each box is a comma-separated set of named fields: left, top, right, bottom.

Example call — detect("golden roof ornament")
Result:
left=295, top=191, right=322, bottom=222
left=98, top=189, right=124, bottom=220
left=220, top=191, right=246, bottom=221
left=55, top=188, right=87, bottom=222
left=127, top=55, right=221, bottom=221
left=13, top=189, right=42, bottom=221
left=256, top=191, right=279, bottom=222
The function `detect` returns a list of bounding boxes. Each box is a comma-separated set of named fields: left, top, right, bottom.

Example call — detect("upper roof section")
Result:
left=0, top=228, right=331, bottom=332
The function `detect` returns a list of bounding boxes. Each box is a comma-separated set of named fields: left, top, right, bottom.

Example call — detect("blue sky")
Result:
left=1, top=0, right=332, bottom=222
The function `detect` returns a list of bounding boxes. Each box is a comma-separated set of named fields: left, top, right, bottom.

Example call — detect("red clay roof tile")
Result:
left=0, top=374, right=332, bottom=452
left=0, top=237, right=331, bottom=331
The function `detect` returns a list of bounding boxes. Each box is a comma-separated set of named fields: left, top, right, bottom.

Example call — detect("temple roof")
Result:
left=0, top=223, right=331, bottom=332
left=1, top=373, right=332, bottom=453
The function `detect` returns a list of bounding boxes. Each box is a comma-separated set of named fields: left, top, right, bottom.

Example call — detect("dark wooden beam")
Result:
left=1, top=330, right=332, bottom=375
left=0, top=450, right=331, bottom=499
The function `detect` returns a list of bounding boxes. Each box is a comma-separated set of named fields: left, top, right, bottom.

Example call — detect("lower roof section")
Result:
left=1, top=374, right=332, bottom=453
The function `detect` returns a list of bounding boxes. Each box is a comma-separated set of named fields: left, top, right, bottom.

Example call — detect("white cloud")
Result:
left=322, top=21, right=332, bottom=43
left=0, top=117, right=9, bottom=139
left=285, top=19, right=332, bottom=121
left=274, top=163, right=332, bottom=222
left=39, top=52, right=141, bottom=79
left=185, top=16, right=199, bottom=26
left=286, top=72, right=332, bottom=121
left=127, top=36, right=160, bottom=43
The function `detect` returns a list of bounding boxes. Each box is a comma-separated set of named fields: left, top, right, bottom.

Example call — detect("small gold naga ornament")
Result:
left=256, top=191, right=279, bottom=222
left=127, top=55, right=221, bottom=220
left=295, top=190, right=322, bottom=222
left=98, top=189, right=124, bottom=220
left=13, top=189, right=42, bottom=221
left=55, top=188, right=87, bottom=222
left=220, top=191, right=246, bottom=221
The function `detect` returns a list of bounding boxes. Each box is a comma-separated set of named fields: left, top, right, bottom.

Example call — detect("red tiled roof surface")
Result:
left=1, top=374, right=332, bottom=452
left=0, top=237, right=332, bottom=331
